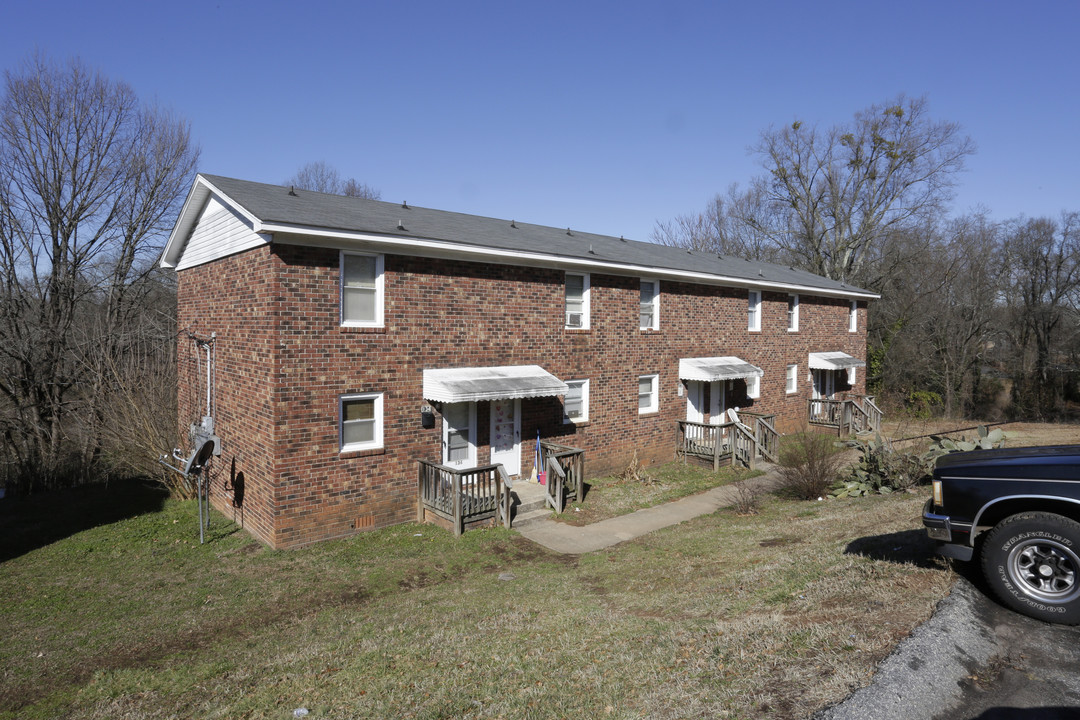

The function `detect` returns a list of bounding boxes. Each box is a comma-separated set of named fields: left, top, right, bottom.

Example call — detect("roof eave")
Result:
left=262, top=222, right=880, bottom=300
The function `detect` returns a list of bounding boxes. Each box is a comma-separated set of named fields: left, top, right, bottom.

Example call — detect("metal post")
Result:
left=198, top=475, right=205, bottom=545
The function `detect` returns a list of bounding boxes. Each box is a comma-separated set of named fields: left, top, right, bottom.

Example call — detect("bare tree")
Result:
left=652, top=182, right=786, bottom=263
left=0, top=54, right=198, bottom=493
left=1000, top=213, right=1080, bottom=417
left=285, top=161, right=380, bottom=199
left=753, top=95, right=975, bottom=283
left=918, top=215, right=1003, bottom=416
left=658, top=96, right=975, bottom=287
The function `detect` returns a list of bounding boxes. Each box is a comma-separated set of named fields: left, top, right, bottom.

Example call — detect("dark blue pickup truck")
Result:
left=923, top=445, right=1080, bottom=624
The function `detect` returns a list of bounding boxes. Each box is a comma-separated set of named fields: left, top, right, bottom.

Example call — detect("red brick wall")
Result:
left=177, top=247, right=279, bottom=546
left=176, top=243, right=868, bottom=548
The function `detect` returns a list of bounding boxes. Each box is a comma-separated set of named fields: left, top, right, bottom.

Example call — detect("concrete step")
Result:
left=512, top=506, right=553, bottom=527
left=511, top=481, right=549, bottom=514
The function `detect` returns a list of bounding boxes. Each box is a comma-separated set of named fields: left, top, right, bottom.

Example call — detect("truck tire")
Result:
left=981, top=512, right=1080, bottom=624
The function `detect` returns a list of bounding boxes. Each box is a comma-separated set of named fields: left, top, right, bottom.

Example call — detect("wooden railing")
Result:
left=540, top=441, right=585, bottom=514
left=738, top=412, right=780, bottom=463
left=675, top=420, right=757, bottom=470
left=809, top=396, right=883, bottom=435
left=417, top=460, right=512, bottom=536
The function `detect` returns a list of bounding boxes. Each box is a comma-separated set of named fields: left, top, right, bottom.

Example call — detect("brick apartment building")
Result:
left=161, top=174, right=878, bottom=548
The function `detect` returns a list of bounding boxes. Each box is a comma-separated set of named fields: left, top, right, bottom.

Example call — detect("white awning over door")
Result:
left=422, top=365, right=568, bottom=403
left=678, top=356, right=764, bottom=382
left=809, top=352, right=865, bottom=370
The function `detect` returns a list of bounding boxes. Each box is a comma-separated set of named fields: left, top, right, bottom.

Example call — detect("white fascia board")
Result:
left=160, top=175, right=265, bottom=269
left=265, top=223, right=880, bottom=300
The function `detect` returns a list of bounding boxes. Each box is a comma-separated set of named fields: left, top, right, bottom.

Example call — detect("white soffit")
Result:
left=809, top=352, right=866, bottom=370
left=423, top=365, right=568, bottom=403
left=679, top=356, right=764, bottom=382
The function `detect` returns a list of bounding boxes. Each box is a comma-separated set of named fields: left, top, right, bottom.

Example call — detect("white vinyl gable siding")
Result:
left=175, top=196, right=270, bottom=271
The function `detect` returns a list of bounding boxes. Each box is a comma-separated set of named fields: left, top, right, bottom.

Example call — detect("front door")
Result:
left=686, top=381, right=705, bottom=424
left=812, top=370, right=836, bottom=400
left=489, top=399, right=521, bottom=476
left=686, top=381, right=726, bottom=424
left=442, top=402, right=476, bottom=469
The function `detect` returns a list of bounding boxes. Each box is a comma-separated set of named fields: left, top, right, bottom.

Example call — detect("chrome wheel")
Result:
left=1008, top=538, right=1080, bottom=604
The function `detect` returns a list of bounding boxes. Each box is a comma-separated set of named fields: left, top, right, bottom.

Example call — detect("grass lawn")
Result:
left=0, top=471, right=954, bottom=720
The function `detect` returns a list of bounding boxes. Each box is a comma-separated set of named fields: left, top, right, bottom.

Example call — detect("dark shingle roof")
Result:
left=199, top=174, right=874, bottom=297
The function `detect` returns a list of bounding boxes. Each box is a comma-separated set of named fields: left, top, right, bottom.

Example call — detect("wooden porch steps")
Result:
left=510, top=480, right=552, bottom=527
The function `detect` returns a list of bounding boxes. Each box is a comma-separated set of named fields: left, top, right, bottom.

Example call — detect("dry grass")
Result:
left=1, top=478, right=953, bottom=720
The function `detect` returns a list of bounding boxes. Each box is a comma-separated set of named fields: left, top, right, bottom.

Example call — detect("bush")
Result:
left=833, top=435, right=935, bottom=497
left=777, top=432, right=844, bottom=500
left=729, top=477, right=761, bottom=515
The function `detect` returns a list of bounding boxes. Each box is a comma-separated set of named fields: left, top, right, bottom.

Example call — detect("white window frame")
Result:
left=565, top=272, right=591, bottom=329
left=849, top=300, right=858, bottom=333
left=788, top=294, right=799, bottom=332
left=563, top=379, right=590, bottom=424
left=638, top=374, right=659, bottom=415
left=786, top=365, right=798, bottom=395
left=340, top=251, right=385, bottom=328
left=848, top=367, right=857, bottom=386
left=639, top=278, right=659, bottom=330
left=748, top=290, right=761, bottom=332
left=747, top=375, right=761, bottom=400
left=340, top=392, right=384, bottom=452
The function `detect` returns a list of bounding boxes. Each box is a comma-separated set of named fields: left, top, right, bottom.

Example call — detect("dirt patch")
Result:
left=759, top=537, right=801, bottom=548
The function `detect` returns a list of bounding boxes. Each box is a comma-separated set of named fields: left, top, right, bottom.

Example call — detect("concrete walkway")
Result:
left=515, top=467, right=784, bottom=553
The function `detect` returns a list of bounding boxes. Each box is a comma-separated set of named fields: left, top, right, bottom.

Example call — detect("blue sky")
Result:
left=2, top=0, right=1076, bottom=242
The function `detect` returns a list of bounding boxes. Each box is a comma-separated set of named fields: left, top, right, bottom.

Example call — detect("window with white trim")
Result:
left=848, top=367, right=857, bottom=386
left=639, top=279, right=659, bottom=330
left=341, top=252, right=384, bottom=327
left=340, top=392, right=383, bottom=452
left=747, top=375, right=761, bottom=399
left=786, top=365, right=798, bottom=394
left=849, top=300, right=858, bottom=332
left=638, top=374, right=659, bottom=414
left=565, top=272, right=590, bottom=329
left=563, top=379, right=589, bottom=424
left=788, top=294, right=799, bottom=332
left=748, top=290, right=761, bottom=331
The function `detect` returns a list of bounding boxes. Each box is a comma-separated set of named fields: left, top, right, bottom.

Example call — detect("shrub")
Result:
left=729, top=477, right=761, bottom=515
left=833, top=434, right=935, bottom=497
left=777, top=431, right=844, bottom=500
left=833, top=426, right=1009, bottom=498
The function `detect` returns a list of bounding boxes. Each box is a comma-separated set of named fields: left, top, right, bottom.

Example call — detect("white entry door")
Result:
left=686, top=380, right=725, bottom=424
left=442, top=402, right=476, bottom=469
left=489, top=399, right=521, bottom=476
left=686, top=381, right=705, bottom=424
left=812, top=370, right=836, bottom=400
